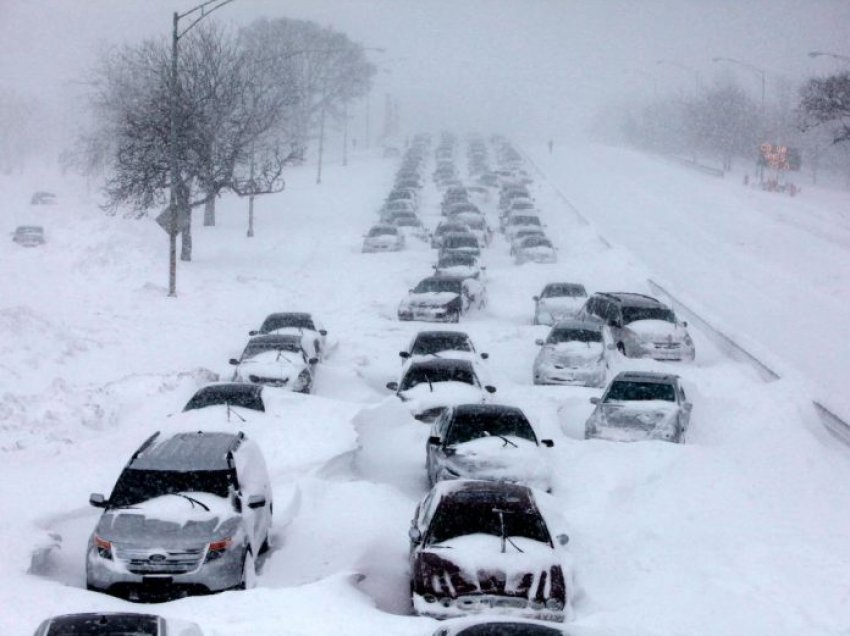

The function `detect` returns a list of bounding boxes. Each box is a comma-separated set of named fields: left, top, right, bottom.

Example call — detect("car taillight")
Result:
left=94, top=535, right=112, bottom=560
left=206, top=538, right=233, bottom=562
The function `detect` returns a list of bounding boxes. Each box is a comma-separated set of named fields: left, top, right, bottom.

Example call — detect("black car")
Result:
left=33, top=612, right=202, bottom=636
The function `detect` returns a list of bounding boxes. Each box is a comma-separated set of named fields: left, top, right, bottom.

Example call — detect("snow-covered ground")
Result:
left=2, top=141, right=850, bottom=635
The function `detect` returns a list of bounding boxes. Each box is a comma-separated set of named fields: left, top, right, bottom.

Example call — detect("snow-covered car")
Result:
left=432, top=617, right=569, bottom=636
left=86, top=430, right=273, bottom=599
left=250, top=312, right=328, bottom=360
left=408, top=480, right=569, bottom=622
left=533, top=320, right=607, bottom=387
left=515, top=235, right=557, bottom=264
left=362, top=224, right=405, bottom=252
left=398, top=276, right=486, bottom=323
left=449, top=211, right=491, bottom=246
left=229, top=334, right=315, bottom=393
left=11, top=225, right=45, bottom=247
left=393, top=214, right=430, bottom=241
left=434, top=252, right=485, bottom=280
left=533, top=283, right=588, bottom=325
left=379, top=199, right=416, bottom=222
left=576, top=292, right=695, bottom=361
left=584, top=371, right=692, bottom=443
left=504, top=215, right=544, bottom=241
left=387, top=358, right=496, bottom=422
left=33, top=612, right=203, bottom=636
left=399, top=330, right=489, bottom=365
left=387, top=188, right=419, bottom=210
left=439, top=233, right=482, bottom=259
left=30, top=190, right=57, bottom=205
left=432, top=221, right=472, bottom=248
left=444, top=201, right=481, bottom=218
left=509, top=228, right=547, bottom=255
left=426, top=404, right=554, bottom=492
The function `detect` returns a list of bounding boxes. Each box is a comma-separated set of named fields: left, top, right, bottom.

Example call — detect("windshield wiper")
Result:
left=493, top=508, right=524, bottom=554
left=171, top=493, right=210, bottom=512
left=485, top=431, right=518, bottom=448
left=226, top=401, right=247, bottom=423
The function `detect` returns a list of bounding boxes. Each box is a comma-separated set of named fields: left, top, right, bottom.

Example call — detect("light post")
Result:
left=712, top=56, right=766, bottom=113
left=167, top=0, right=234, bottom=298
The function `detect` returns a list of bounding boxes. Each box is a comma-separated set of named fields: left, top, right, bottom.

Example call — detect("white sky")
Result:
left=1, top=0, right=849, bottom=148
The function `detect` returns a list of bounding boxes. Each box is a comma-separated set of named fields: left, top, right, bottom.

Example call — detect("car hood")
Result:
left=542, top=342, right=604, bottom=364
left=538, top=297, right=584, bottom=315
left=625, top=319, right=685, bottom=340
left=399, top=381, right=484, bottom=410
left=593, top=401, right=679, bottom=440
left=419, top=533, right=561, bottom=597
left=96, top=493, right=238, bottom=546
left=444, top=437, right=550, bottom=485
left=437, top=266, right=478, bottom=279
left=404, top=292, right=461, bottom=308
left=237, top=351, right=303, bottom=376
left=365, top=234, right=400, bottom=244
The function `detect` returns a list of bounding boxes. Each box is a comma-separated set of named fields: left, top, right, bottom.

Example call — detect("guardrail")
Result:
left=674, top=157, right=725, bottom=177
left=648, top=279, right=850, bottom=442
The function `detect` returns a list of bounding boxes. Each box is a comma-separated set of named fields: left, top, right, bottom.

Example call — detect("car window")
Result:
left=445, top=410, right=538, bottom=446
left=400, top=364, right=476, bottom=390
left=605, top=380, right=676, bottom=402
left=547, top=328, right=602, bottom=344
left=427, top=496, right=550, bottom=545
left=109, top=468, right=236, bottom=507
left=183, top=386, right=265, bottom=412
left=622, top=306, right=675, bottom=324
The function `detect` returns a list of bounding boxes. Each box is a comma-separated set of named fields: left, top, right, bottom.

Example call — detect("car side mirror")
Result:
left=428, top=436, right=440, bottom=445
left=309, top=357, right=319, bottom=365
left=541, top=439, right=554, bottom=448
left=590, top=397, right=600, bottom=405
left=484, top=385, right=497, bottom=394
left=408, top=527, right=422, bottom=543
left=480, top=352, right=489, bottom=359
left=89, top=493, right=108, bottom=508
left=682, top=321, right=688, bottom=328
left=556, top=533, right=569, bottom=546
left=399, top=351, right=410, bottom=359
left=386, top=381, right=399, bottom=391
left=229, top=358, right=239, bottom=366
left=535, top=339, right=544, bottom=346
left=247, top=494, right=266, bottom=509
left=248, top=330, right=259, bottom=336
left=319, top=329, right=327, bottom=336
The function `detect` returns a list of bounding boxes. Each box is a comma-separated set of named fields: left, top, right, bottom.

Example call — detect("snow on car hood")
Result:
left=404, top=292, right=460, bottom=308
left=538, top=297, right=584, bottom=315
left=437, top=266, right=477, bottom=278
left=424, top=533, right=559, bottom=593
left=626, top=319, right=686, bottom=340
left=365, top=235, right=399, bottom=245
left=399, top=381, right=484, bottom=411
left=445, top=437, right=550, bottom=486
left=237, top=350, right=303, bottom=378
left=595, top=401, right=679, bottom=441
left=544, top=342, right=604, bottom=364
left=97, top=492, right=236, bottom=545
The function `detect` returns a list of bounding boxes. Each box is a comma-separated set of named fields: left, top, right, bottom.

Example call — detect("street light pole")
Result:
left=167, top=0, right=235, bottom=298
left=712, top=56, right=766, bottom=113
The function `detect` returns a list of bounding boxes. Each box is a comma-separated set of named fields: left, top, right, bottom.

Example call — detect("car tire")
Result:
left=259, top=535, right=271, bottom=555
left=238, top=548, right=257, bottom=590
left=298, top=371, right=312, bottom=394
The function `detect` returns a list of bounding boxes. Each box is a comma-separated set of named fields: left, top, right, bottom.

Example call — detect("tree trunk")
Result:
left=179, top=185, right=192, bottom=262
left=203, top=194, right=216, bottom=227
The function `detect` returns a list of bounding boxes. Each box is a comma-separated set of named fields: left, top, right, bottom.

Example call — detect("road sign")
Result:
left=155, top=205, right=190, bottom=235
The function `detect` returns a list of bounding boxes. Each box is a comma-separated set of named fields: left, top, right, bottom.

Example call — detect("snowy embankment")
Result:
left=1, top=143, right=850, bottom=635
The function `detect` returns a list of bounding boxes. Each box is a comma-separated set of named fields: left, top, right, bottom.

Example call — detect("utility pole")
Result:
left=342, top=98, right=349, bottom=166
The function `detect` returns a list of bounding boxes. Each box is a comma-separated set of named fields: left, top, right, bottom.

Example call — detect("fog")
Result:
left=2, top=0, right=849, bottom=158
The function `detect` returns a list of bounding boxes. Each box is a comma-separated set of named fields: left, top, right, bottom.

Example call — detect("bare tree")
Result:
left=798, top=72, right=850, bottom=145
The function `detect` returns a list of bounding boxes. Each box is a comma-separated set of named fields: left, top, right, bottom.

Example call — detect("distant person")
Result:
left=548, top=139, right=553, bottom=154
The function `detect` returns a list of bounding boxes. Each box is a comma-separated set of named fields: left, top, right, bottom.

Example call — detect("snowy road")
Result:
left=2, top=142, right=850, bottom=635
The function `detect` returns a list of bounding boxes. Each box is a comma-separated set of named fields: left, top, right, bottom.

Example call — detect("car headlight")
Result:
left=93, top=535, right=112, bottom=560
left=205, top=537, right=234, bottom=562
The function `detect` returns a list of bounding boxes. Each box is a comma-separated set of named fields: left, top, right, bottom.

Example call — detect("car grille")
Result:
left=248, top=375, right=289, bottom=386
left=115, top=545, right=206, bottom=575
left=653, top=342, right=681, bottom=349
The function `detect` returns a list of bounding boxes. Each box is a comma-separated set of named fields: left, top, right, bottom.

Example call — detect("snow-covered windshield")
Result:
left=509, top=215, right=541, bottom=226
left=400, top=363, right=475, bottom=391
left=438, top=253, right=476, bottom=268
left=183, top=386, right=265, bottom=412
left=445, top=411, right=537, bottom=445
left=45, top=614, right=160, bottom=635
left=242, top=340, right=302, bottom=358
left=437, top=223, right=468, bottom=235
left=543, top=283, right=586, bottom=298
left=547, top=328, right=602, bottom=344
left=109, top=468, right=235, bottom=508
left=260, top=313, right=315, bottom=331
left=605, top=380, right=676, bottom=402
left=413, top=278, right=462, bottom=294
left=443, top=235, right=479, bottom=249
left=520, top=236, right=552, bottom=248
left=428, top=494, right=550, bottom=544
left=368, top=226, right=397, bottom=237
left=622, top=306, right=675, bottom=324
left=411, top=333, right=472, bottom=354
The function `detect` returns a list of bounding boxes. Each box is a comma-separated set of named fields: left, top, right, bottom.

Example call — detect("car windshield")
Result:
left=438, top=254, right=476, bottom=268
left=16, top=226, right=44, bottom=234
left=510, top=216, right=541, bottom=226
left=411, top=333, right=472, bottom=355
left=400, top=363, right=475, bottom=391
left=183, top=386, right=265, bottom=412
left=444, top=235, right=479, bottom=249
left=456, top=624, right=564, bottom=636
left=395, top=217, right=418, bottom=227
left=457, top=215, right=485, bottom=228
left=437, top=224, right=467, bottom=234
left=547, top=328, right=602, bottom=344
left=605, top=380, right=676, bottom=402
left=241, top=340, right=302, bottom=358
left=368, top=226, right=396, bottom=237
left=414, top=278, right=462, bottom=294
left=45, top=614, right=160, bottom=635
left=260, top=313, right=315, bottom=331
left=521, top=237, right=552, bottom=248
left=427, top=494, right=550, bottom=545
left=622, top=306, right=675, bottom=324
left=445, top=410, right=537, bottom=445
left=543, top=283, right=586, bottom=298
left=108, top=468, right=235, bottom=508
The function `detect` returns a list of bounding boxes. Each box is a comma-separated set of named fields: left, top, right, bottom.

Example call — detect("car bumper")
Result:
left=634, top=342, right=695, bottom=361
left=533, top=363, right=606, bottom=387
left=413, top=593, right=565, bottom=623
left=362, top=243, right=401, bottom=253
left=398, top=307, right=456, bottom=322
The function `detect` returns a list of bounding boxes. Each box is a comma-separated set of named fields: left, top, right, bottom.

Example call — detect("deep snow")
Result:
left=2, top=140, right=850, bottom=635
